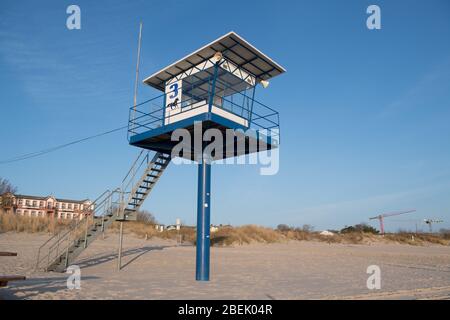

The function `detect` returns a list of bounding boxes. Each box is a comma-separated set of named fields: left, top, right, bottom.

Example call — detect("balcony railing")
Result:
left=128, top=77, right=280, bottom=145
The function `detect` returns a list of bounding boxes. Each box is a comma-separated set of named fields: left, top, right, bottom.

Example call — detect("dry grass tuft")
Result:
left=210, top=225, right=281, bottom=246
left=110, top=221, right=196, bottom=243
left=0, top=212, right=71, bottom=234
left=385, top=232, right=449, bottom=246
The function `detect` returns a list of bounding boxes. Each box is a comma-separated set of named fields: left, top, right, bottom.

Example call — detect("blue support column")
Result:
left=195, top=61, right=218, bottom=281
left=196, top=153, right=211, bottom=281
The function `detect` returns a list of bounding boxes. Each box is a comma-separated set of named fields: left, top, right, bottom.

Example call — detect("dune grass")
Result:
left=1, top=212, right=449, bottom=246
left=0, top=212, right=71, bottom=234
left=384, top=232, right=448, bottom=245
left=109, top=221, right=197, bottom=243
left=113, top=222, right=450, bottom=246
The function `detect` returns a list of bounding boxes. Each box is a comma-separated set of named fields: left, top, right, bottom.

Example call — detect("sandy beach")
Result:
left=1, top=231, right=449, bottom=300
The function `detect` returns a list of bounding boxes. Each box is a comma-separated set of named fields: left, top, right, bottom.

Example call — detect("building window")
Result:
left=39, top=201, right=44, bottom=207
left=18, top=199, right=23, bottom=206
left=47, top=202, right=52, bottom=209
left=32, top=201, right=37, bottom=207
left=16, top=210, right=22, bottom=214
left=74, top=204, right=79, bottom=210
left=31, top=211, right=36, bottom=217
left=26, top=200, right=30, bottom=206
left=68, top=203, right=72, bottom=210
left=62, top=203, right=66, bottom=210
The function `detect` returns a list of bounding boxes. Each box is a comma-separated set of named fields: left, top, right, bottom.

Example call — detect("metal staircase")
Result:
left=122, top=151, right=171, bottom=220
left=35, top=151, right=171, bottom=272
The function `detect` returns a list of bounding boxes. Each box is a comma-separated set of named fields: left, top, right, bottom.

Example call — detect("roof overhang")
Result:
left=143, top=31, right=286, bottom=92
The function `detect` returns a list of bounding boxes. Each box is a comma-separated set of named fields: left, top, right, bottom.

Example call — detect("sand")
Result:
left=1, top=231, right=449, bottom=300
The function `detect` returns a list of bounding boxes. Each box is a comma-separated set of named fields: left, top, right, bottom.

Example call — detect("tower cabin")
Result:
left=128, top=31, right=285, bottom=160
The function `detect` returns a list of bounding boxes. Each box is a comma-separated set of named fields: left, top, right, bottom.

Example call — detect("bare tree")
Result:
left=0, top=178, right=17, bottom=194
left=301, top=224, right=314, bottom=233
left=276, top=224, right=291, bottom=232
left=136, top=210, right=157, bottom=224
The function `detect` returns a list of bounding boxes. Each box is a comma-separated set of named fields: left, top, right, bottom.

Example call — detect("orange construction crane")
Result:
left=369, top=209, right=416, bottom=235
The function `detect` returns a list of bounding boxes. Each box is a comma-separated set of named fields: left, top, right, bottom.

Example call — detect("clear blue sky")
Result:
left=1, top=0, right=449, bottom=232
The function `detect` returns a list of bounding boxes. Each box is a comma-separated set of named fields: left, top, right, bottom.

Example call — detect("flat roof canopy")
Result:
left=143, top=31, right=286, bottom=92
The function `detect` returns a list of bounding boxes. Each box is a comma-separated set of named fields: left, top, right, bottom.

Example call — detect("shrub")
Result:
left=340, top=223, right=379, bottom=234
left=276, top=224, right=291, bottom=232
left=136, top=210, right=157, bottom=224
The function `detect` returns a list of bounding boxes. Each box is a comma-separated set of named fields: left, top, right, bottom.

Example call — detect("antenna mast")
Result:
left=132, top=22, right=143, bottom=122
left=119, top=22, right=143, bottom=271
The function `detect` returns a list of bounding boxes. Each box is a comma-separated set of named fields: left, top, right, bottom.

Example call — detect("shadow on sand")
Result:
left=1, top=276, right=99, bottom=300
left=0, top=245, right=173, bottom=299
left=75, top=245, right=172, bottom=270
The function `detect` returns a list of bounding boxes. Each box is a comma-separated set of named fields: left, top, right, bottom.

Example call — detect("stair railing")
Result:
left=35, top=190, right=113, bottom=271
left=35, top=153, right=172, bottom=272
left=125, top=152, right=166, bottom=212
left=121, top=150, right=151, bottom=197
left=34, top=219, right=78, bottom=271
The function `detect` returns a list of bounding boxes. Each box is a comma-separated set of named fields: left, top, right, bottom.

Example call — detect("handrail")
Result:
left=127, top=72, right=279, bottom=135
left=35, top=149, right=172, bottom=272
left=124, top=152, right=162, bottom=210
left=34, top=216, right=84, bottom=271
left=35, top=189, right=115, bottom=271
left=122, top=150, right=145, bottom=184
left=121, top=151, right=151, bottom=194
left=35, top=221, right=78, bottom=271
left=128, top=90, right=280, bottom=139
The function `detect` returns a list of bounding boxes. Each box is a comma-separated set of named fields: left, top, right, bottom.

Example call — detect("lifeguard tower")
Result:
left=128, top=31, right=285, bottom=281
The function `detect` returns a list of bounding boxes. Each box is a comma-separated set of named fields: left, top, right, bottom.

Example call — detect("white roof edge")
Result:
left=142, top=31, right=286, bottom=85
left=229, top=31, right=287, bottom=73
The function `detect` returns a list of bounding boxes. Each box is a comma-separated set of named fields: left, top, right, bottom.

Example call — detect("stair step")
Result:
left=151, top=168, right=162, bottom=172
left=135, top=191, right=147, bottom=195
left=154, top=161, right=166, bottom=166
left=143, top=180, right=155, bottom=184
left=147, top=174, right=159, bottom=178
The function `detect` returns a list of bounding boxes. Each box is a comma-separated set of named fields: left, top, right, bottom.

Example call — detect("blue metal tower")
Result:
left=127, top=31, right=285, bottom=281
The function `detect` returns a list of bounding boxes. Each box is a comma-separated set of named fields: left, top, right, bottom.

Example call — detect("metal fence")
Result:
left=128, top=76, right=280, bottom=144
